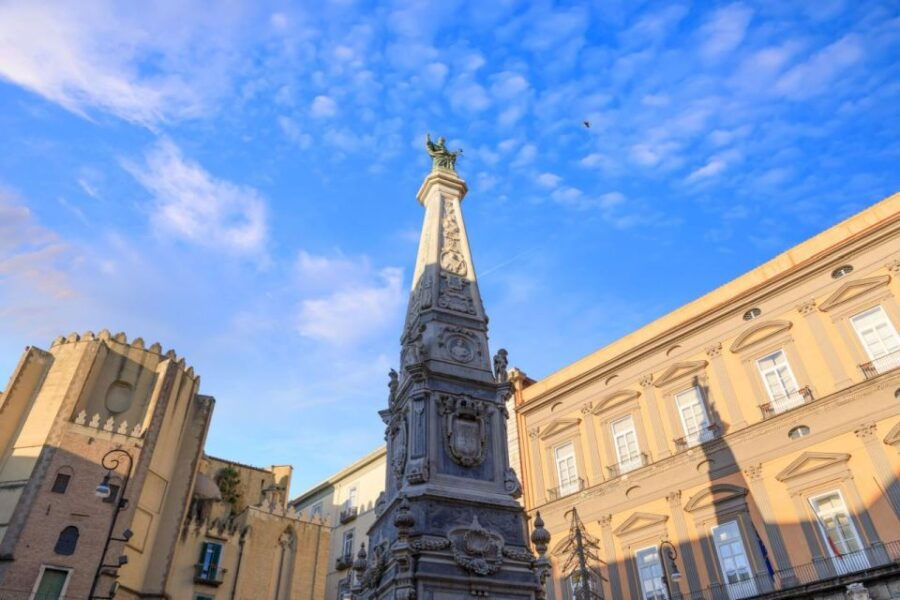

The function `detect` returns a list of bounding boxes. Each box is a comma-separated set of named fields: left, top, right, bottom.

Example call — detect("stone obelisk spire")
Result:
left=352, top=136, right=550, bottom=599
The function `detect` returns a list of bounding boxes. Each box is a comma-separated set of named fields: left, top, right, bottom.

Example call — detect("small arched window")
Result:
left=831, top=265, right=853, bottom=279
left=743, top=307, right=762, bottom=321
left=788, top=425, right=810, bottom=440
left=54, top=526, right=79, bottom=555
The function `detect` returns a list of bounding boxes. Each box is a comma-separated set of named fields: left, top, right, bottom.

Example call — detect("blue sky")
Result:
left=0, top=0, right=898, bottom=492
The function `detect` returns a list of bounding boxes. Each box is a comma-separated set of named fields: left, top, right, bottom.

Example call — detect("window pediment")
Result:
left=592, top=390, right=640, bottom=414
left=818, top=275, right=891, bottom=312
left=613, top=511, right=668, bottom=537
left=884, top=422, right=900, bottom=448
left=729, top=320, right=793, bottom=353
left=653, top=360, right=708, bottom=388
left=684, top=484, right=748, bottom=512
left=539, top=418, right=581, bottom=440
left=775, top=451, right=851, bottom=482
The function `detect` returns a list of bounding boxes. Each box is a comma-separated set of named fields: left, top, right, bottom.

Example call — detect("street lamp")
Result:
left=88, top=448, right=135, bottom=600
left=659, top=540, right=681, bottom=598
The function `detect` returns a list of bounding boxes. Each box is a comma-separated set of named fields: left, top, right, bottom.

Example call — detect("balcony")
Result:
left=606, top=453, right=650, bottom=478
left=674, top=423, right=721, bottom=452
left=339, top=504, right=358, bottom=524
left=335, top=553, right=354, bottom=571
left=758, top=386, right=814, bottom=419
left=860, top=350, right=900, bottom=379
left=194, top=563, right=226, bottom=586
left=675, top=540, right=898, bottom=599
left=546, top=478, right=584, bottom=501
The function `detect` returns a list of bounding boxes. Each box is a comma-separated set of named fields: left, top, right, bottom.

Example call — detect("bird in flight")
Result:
left=583, top=120, right=591, bottom=128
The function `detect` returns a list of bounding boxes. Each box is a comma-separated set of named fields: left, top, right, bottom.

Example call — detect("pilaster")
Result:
left=639, top=374, right=670, bottom=459
left=705, top=342, right=745, bottom=429
left=796, top=300, right=852, bottom=391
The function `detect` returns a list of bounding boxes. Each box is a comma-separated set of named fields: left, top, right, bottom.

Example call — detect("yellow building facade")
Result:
left=515, top=193, right=900, bottom=599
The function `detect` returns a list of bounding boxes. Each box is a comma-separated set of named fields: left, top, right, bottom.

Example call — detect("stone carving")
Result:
left=438, top=273, right=476, bottom=314
left=448, top=516, right=504, bottom=576
left=440, top=197, right=468, bottom=276
left=359, top=540, right=389, bottom=590
left=886, top=259, right=900, bottom=275
left=796, top=299, right=817, bottom=315
left=117, top=420, right=129, bottom=435
left=743, top=464, right=763, bottom=481
left=411, top=536, right=451, bottom=552
left=419, top=275, right=433, bottom=308
left=438, top=394, right=489, bottom=467
left=580, top=402, right=593, bottom=415
left=638, top=373, right=653, bottom=387
left=504, top=467, right=522, bottom=498
left=384, top=411, right=408, bottom=484
left=374, top=492, right=387, bottom=518
left=854, top=422, right=877, bottom=441
left=103, top=416, right=115, bottom=432
left=425, top=133, right=462, bottom=172
left=437, top=326, right=482, bottom=364
left=846, top=582, right=871, bottom=599
left=130, top=423, right=142, bottom=437
left=89, top=413, right=100, bottom=428
left=666, top=490, right=682, bottom=505
left=598, top=514, right=613, bottom=528
left=528, top=427, right=540, bottom=439
left=75, top=410, right=87, bottom=425
left=401, top=334, right=427, bottom=370
left=388, top=369, right=399, bottom=401
left=406, top=456, right=430, bottom=484
left=502, top=545, right=536, bottom=562
left=705, top=342, right=723, bottom=358
left=493, top=348, right=509, bottom=383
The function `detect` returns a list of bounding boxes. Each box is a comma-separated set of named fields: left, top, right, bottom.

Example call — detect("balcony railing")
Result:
left=758, top=386, right=814, bottom=420
left=606, top=453, right=650, bottom=478
left=669, top=540, right=898, bottom=599
left=339, top=504, right=358, bottom=524
left=546, top=478, right=585, bottom=501
left=674, top=423, right=721, bottom=452
left=194, top=563, right=226, bottom=586
left=335, top=553, right=354, bottom=571
left=860, top=350, right=900, bottom=379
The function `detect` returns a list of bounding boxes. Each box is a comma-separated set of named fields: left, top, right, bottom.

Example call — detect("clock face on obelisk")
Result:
left=353, top=137, right=550, bottom=600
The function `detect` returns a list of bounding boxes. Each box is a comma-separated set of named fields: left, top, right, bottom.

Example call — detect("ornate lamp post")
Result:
left=659, top=540, right=682, bottom=599
left=88, top=448, right=135, bottom=600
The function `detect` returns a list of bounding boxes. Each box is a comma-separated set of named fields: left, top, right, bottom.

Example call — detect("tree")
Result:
left=557, top=508, right=606, bottom=599
left=215, top=466, right=243, bottom=509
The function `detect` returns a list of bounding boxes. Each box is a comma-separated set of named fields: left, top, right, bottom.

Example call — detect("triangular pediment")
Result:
left=818, top=275, right=891, bottom=312
left=592, top=390, right=640, bottom=414
left=884, top=422, right=900, bottom=447
left=684, top=484, right=748, bottom=512
left=730, top=320, right=793, bottom=353
left=653, top=361, right=708, bottom=388
left=539, top=418, right=581, bottom=440
left=613, top=511, right=668, bottom=537
left=776, top=452, right=851, bottom=482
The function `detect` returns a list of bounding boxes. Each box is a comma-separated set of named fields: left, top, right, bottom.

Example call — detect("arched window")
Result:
left=54, top=526, right=79, bottom=555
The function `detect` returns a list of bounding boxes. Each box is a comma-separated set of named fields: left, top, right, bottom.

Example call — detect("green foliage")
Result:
left=215, top=466, right=242, bottom=506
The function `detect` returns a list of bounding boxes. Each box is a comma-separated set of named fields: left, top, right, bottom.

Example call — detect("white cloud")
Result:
left=422, top=62, right=448, bottom=88
left=0, top=1, right=236, bottom=126
left=775, top=34, right=864, bottom=99
left=0, top=188, right=73, bottom=300
left=699, top=3, right=753, bottom=60
left=512, top=144, right=537, bottom=167
left=295, top=252, right=404, bottom=346
left=124, top=139, right=268, bottom=255
left=310, top=95, right=339, bottom=118
left=686, top=158, right=727, bottom=182
left=535, top=173, right=561, bottom=189
left=449, top=78, right=491, bottom=113
left=278, top=116, right=313, bottom=148
left=491, top=72, right=530, bottom=100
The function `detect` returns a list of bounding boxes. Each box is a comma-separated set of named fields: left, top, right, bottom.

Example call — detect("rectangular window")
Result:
left=346, top=485, right=358, bottom=509
left=554, top=442, right=579, bottom=495
left=635, top=546, right=668, bottom=600
left=674, top=387, right=713, bottom=446
left=34, top=567, right=70, bottom=600
left=310, top=501, right=323, bottom=519
left=342, top=529, right=355, bottom=559
left=809, top=491, right=868, bottom=574
left=756, top=350, right=802, bottom=413
left=51, top=473, right=70, bottom=494
left=852, top=306, right=900, bottom=373
left=711, top=521, right=757, bottom=599
left=198, top=541, right=223, bottom=579
left=611, top=416, right=642, bottom=473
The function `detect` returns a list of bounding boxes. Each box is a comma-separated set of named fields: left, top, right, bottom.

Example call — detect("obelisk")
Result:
left=352, top=136, right=550, bottom=599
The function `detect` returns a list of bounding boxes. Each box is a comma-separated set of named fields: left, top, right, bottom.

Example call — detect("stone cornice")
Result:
left=518, top=208, right=900, bottom=414
left=817, top=274, right=892, bottom=312
left=729, top=320, right=793, bottom=353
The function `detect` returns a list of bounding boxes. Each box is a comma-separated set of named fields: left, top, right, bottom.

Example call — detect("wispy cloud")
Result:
left=124, top=139, right=268, bottom=255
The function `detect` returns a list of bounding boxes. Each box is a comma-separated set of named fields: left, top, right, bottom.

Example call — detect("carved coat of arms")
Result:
left=438, top=395, right=489, bottom=467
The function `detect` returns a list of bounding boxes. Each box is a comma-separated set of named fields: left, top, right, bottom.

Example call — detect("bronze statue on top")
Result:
left=425, top=133, right=462, bottom=172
